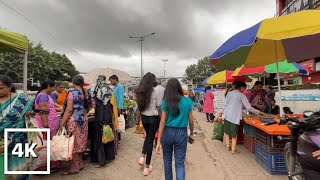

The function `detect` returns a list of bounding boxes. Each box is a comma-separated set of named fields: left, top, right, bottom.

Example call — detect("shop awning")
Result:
left=0, top=29, right=28, bottom=52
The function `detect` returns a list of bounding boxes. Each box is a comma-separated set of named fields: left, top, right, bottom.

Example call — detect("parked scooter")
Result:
left=282, top=111, right=320, bottom=180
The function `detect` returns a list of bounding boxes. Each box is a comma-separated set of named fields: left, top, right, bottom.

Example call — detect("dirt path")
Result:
left=30, top=120, right=226, bottom=180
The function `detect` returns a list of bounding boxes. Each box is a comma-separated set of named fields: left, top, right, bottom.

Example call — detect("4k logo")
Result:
left=12, top=143, right=38, bottom=158
left=4, top=128, right=51, bottom=175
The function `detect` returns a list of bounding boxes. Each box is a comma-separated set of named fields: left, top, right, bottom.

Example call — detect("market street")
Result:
left=31, top=113, right=226, bottom=180
left=30, top=111, right=288, bottom=180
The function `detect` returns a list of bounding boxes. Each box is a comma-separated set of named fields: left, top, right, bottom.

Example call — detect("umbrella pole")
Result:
left=274, top=41, right=283, bottom=116
left=264, top=72, right=266, bottom=86
left=23, top=50, right=28, bottom=95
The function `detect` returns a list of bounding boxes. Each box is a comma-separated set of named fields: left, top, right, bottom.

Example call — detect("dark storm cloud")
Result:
left=0, top=0, right=275, bottom=75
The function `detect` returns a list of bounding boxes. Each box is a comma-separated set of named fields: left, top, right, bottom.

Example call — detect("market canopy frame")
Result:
left=0, top=29, right=29, bottom=94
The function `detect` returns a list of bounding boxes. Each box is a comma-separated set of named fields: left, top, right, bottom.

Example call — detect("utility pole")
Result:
left=162, top=59, right=168, bottom=78
left=129, top=32, right=155, bottom=78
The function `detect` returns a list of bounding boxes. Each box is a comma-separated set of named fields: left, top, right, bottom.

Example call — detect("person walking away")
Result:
left=246, top=81, right=267, bottom=112
left=50, top=81, right=67, bottom=112
left=156, top=78, right=194, bottom=180
left=60, top=75, right=90, bottom=175
left=109, top=75, right=124, bottom=146
left=270, top=100, right=280, bottom=115
left=203, top=86, right=214, bottom=122
left=154, top=78, right=165, bottom=100
left=0, top=75, right=33, bottom=180
left=188, top=86, right=196, bottom=109
left=34, top=79, right=61, bottom=172
left=91, top=75, right=118, bottom=167
left=224, top=81, right=264, bottom=154
left=135, top=72, right=162, bottom=176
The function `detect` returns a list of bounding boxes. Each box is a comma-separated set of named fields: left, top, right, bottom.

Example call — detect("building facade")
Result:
left=276, top=0, right=320, bottom=85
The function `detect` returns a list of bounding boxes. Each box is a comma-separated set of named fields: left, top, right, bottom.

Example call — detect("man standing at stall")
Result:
left=109, top=75, right=125, bottom=144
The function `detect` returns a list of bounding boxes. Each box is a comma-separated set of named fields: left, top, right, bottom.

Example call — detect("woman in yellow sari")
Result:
left=50, top=81, right=67, bottom=111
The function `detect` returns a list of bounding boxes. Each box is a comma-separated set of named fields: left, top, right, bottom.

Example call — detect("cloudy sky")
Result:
left=0, top=0, right=275, bottom=77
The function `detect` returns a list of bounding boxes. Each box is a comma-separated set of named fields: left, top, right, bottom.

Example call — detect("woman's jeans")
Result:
left=162, top=127, right=188, bottom=180
left=141, top=115, right=160, bottom=165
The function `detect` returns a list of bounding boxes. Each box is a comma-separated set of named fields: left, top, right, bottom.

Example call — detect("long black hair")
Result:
left=164, top=78, right=184, bottom=116
left=73, top=75, right=89, bottom=111
left=33, top=79, right=55, bottom=109
left=135, top=72, right=156, bottom=112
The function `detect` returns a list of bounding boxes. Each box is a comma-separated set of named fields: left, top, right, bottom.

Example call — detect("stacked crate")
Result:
left=243, top=123, right=255, bottom=153
left=254, top=129, right=289, bottom=174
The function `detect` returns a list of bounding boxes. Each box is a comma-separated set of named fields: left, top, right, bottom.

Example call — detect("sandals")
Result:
left=138, top=157, right=145, bottom=166
left=143, top=167, right=151, bottom=176
left=95, top=164, right=105, bottom=168
left=226, top=146, right=231, bottom=151
left=232, top=150, right=240, bottom=155
left=61, top=171, right=78, bottom=176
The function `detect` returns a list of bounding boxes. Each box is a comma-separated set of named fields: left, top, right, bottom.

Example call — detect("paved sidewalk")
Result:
left=193, top=111, right=287, bottom=180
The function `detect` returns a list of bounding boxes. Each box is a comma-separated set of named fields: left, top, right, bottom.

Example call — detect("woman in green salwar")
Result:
left=0, top=75, right=33, bottom=180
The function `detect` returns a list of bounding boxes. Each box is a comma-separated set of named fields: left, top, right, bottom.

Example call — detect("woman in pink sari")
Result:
left=203, top=86, right=214, bottom=123
left=60, top=75, right=90, bottom=175
left=34, top=79, right=61, bottom=172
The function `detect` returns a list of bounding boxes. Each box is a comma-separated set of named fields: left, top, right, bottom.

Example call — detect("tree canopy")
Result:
left=0, top=42, right=79, bottom=83
left=185, top=57, right=216, bottom=85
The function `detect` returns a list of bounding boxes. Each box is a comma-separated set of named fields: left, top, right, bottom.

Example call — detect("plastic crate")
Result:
left=243, top=123, right=255, bottom=137
left=244, top=135, right=255, bottom=153
left=255, top=144, right=287, bottom=174
left=255, top=129, right=289, bottom=152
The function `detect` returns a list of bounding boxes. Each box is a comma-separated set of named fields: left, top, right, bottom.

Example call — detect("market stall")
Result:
left=0, top=29, right=29, bottom=180
left=123, top=99, right=137, bottom=128
left=242, top=114, right=302, bottom=174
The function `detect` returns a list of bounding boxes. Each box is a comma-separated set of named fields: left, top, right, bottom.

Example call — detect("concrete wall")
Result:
left=275, top=89, right=320, bottom=113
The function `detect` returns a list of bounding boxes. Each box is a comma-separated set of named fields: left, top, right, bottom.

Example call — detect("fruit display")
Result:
left=123, top=99, right=136, bottom=109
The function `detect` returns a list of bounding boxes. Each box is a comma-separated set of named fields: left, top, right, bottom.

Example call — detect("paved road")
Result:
left=30, top=111, right=287, bottom=180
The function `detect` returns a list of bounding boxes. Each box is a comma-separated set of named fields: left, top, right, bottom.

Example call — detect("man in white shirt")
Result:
left=154, top=78, right=165, bottom=100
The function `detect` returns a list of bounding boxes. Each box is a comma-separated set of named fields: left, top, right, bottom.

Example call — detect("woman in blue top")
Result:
left=156, top=78, right=194, bottom=180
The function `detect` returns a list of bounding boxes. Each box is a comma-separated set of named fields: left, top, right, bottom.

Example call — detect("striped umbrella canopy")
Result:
left=203, top=70, right=247, bottom=85
left=209, top=10, right=320, bottom=115
left=210, top=10, right=320, bottom=68
left=232, top=60, right=307, bottom=76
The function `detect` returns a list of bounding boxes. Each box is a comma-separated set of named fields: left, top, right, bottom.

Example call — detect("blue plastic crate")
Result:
left=243, top=123, right=255, bottom=137
left=255, top=129, right=289, bottom=152
left=255, top=144, right=287, bottom=174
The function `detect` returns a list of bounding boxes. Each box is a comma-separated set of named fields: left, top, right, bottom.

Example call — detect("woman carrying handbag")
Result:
left=60, top=75, right=90, bottom=175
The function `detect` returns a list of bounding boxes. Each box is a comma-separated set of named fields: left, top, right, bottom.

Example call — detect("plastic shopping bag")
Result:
left=118, top=114, right=126, bottom=133
left=212, top=122, right=224, bottom=142
left=50, top=128, right=74, bottom=161
left=29, top=132, right=48, bottom=171
left=134, top=121, right=144, bottom=134
left=102, top=125, right=114, bottom=143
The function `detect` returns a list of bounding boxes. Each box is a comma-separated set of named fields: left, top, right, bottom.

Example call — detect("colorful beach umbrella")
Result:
left=210, top=10, right=320, bottom=68
left=210, top=10, right=320, bottom=115
left=232, top=60, right=307, bottom=76
left=204, top=70, right=247, bottom=85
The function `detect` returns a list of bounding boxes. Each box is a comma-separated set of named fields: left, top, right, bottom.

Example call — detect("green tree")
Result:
left=185, top=56, right=216, bottom=85
left=0, top=42, right=79, bottom=83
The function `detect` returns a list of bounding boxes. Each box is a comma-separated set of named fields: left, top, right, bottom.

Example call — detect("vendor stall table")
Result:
left=243, top=118, right=293, bottom=175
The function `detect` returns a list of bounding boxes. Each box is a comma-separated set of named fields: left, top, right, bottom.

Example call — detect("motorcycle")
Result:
left=282, top=111, right=320, bottom=180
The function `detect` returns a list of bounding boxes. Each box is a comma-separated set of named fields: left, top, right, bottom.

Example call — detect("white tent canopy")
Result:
left=82, top=67, right=132, bottom=84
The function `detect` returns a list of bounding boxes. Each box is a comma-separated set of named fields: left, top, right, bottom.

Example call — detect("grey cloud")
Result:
left=0, top=0, right=275, bottom=76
